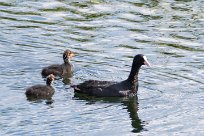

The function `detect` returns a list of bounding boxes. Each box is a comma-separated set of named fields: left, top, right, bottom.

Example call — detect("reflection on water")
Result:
left=0, top=0, right=204, bottom=135
left=74, top=94, right=145, bottom=133
left=26, top=96, right=54, bottom=105
left=123, top=96, right=144, bottom=133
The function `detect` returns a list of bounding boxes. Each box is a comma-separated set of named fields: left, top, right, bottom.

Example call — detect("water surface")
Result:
left=0, top=0, right=204, bottom=135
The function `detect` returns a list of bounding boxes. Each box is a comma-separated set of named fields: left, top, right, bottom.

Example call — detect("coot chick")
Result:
left=41, top=49, right=74, bottom=77
left=25, top=74, right=55, bottom=99
left=72, top=54, right=150, bottom=97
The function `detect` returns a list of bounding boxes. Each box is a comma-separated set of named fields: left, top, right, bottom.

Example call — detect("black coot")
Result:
left=41, top=49, right=74, bottom=77
left=72, top=54, right=150, bottom=97
left=25, top=74, right=55, bottom=99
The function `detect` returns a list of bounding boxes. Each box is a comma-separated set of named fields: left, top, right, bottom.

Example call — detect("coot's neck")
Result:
left=64, top=59, right=71, bottom=64
left=127, top=62, right=142, bottom=84
left=127, top=62, right=142, bottom=94
left=46, top=80, right=52, bottom=86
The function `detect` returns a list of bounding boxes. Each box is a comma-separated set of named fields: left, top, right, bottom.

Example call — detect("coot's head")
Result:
left=46, top=74, right=55, bottom=86
left=127, top=54, right=151, bottom=82
left=63, top=49, right=74, bottom=63
left=133, top=54, right=151, bottom=67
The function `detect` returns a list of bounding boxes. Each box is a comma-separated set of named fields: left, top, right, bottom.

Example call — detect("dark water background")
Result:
left=0, top=0, right=204, bottom=135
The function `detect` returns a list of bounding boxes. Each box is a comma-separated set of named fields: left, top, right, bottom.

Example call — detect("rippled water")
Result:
left=0, top=0, right=204, bottom=135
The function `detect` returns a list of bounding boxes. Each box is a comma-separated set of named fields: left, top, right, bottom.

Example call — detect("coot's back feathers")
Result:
left=73, top=80, right=117, bottom=95
left=41, top=64, right=62, bottom=77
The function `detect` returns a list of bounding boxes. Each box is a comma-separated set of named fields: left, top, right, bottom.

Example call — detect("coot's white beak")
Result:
left=143, top=56, right=151, bottom=67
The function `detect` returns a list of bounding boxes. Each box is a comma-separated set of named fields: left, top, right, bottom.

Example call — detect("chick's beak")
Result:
left=68, top=52, right=74, bottom=59
left=70, top=52, right=74, bottom=57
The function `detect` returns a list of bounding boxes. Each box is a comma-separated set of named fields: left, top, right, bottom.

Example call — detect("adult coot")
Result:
left=41, top=49, right=74, bottom=77
left=72, top=54, right=150, bottom=97
left=25, top=74, right=55, bottom=99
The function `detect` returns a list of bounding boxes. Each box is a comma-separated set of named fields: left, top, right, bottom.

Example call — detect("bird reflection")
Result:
left=26, top=96, right=54, bottom=106
left=122, top=96, right=145, bottom=133
left=62, top=76, right=72, bottom=85
left=73, top=93, right=146, bottom=133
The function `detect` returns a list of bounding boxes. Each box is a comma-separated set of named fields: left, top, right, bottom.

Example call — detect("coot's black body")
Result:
left=25, top=74, right=55, bottom=99
left=41, top=49, right=74, bottom=77
left=72, top=54, right=150, bottom=97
